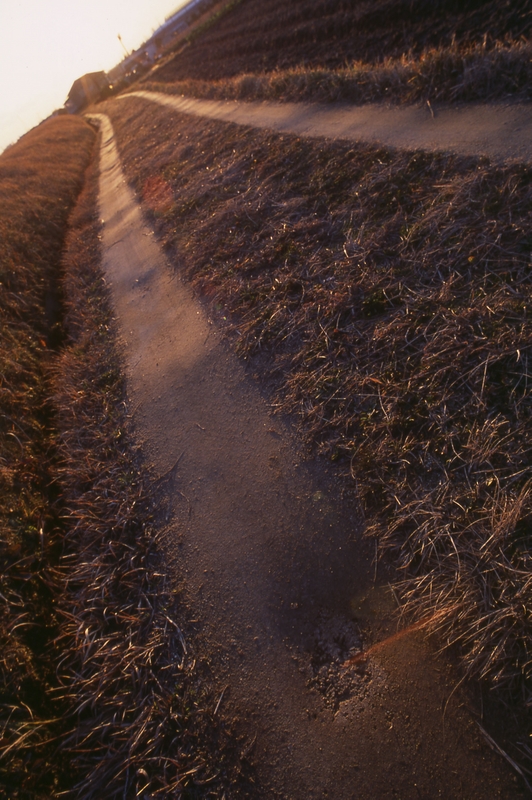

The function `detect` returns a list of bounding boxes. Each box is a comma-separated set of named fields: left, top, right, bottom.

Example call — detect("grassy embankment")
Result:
left=139, top=39, right=532, bottom=107
left=1, top=116, right=243, bottom=798
left=138, top=0, right=532, bottom=107
left=0, top=115, right=95, bottom=795
left=104, top=96, right=532, bottom=744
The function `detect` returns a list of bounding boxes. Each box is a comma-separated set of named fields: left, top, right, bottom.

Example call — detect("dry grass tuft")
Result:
left=143, top=0, right=532, bottom=89
left=139, top=39, right=532, bottom=107
left=104, top=97, right=532, bottom=712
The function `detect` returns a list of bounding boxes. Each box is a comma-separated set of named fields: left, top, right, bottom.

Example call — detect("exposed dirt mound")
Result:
left=153, top=0, right=532, bottom=83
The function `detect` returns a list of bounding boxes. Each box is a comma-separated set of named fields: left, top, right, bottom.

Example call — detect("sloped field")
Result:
left=153, top=0, right=532, bottom=82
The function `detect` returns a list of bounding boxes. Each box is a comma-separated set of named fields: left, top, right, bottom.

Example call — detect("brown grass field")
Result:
left=142, top=0, right=532, bottom=105
left=152, top=0, right=532, bottom=81
left=2, top=0, right=532, bottom=794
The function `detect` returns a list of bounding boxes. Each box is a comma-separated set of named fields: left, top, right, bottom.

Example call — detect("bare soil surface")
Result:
left=152, top=0, right=532, bottom=83
left=88, top=111, right=525, bottom=797
left=124, top=90, right=532, bottom=164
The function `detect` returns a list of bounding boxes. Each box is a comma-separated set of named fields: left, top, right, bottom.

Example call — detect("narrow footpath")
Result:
left=86, top=110, right=524, bottom=798
left=124, top=90, right=532, bottom=164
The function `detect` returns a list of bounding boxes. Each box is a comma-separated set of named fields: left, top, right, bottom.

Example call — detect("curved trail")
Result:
left=88, top=111, right=521, bottom=798
left=124, top=90, right=532, bottom=164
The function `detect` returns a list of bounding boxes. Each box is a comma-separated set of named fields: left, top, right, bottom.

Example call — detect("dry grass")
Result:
left=179, top=0, right=245, bottom=49
left=104, top=97, right=532, bottom=717
left=0, top=115, right=95, bottom=796
left=139, top=38, right=532, bottom=106
left=143, top=0, right=532, bottom=86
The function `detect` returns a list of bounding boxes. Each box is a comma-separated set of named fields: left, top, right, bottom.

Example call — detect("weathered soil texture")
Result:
left=89, top=109, right=526, bottom=798
left=152, top=0, right=532, bottom=83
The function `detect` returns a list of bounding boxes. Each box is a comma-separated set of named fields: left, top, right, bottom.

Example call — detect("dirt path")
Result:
left=123, top=90, right=532, bottom=164
left=87, top=111, right=523, bottom=798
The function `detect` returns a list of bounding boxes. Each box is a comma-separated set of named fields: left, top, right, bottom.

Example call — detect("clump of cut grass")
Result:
left=103, top=97, right=532, bottom=713
left=139, top=39, right=532, bottom=106
left=0, top=116, right=95, bottom=797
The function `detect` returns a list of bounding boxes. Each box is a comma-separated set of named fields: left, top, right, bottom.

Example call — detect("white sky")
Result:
left=0, top=0, right=187, bottom=153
